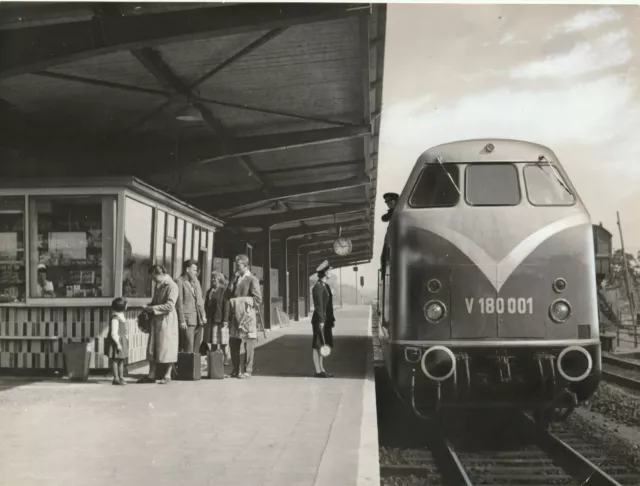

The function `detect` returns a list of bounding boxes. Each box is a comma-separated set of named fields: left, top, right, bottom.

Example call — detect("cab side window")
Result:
left=408, top=165, right=460, bottom=208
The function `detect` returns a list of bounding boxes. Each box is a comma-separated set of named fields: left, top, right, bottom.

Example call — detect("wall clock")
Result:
left=333, top=237, right=353, bottom=256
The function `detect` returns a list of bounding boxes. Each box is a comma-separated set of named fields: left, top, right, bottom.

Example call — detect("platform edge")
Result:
left=357, top=306, right=381, bottom=486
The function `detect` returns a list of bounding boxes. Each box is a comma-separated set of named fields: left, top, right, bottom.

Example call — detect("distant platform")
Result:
left=0, top=305, right=379, bottom=486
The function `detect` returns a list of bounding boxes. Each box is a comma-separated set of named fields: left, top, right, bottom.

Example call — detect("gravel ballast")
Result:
left=570, top=381, right=640, bottom=469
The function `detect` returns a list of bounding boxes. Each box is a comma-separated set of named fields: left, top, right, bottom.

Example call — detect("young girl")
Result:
left=106, top=297, right=129, bottom=386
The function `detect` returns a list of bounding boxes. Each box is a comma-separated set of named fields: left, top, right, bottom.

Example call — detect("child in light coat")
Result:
left=105, top=297, right=129, bottom=386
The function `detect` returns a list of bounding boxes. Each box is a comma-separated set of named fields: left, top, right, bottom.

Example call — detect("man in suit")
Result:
left=311, top=260, right=336, bottom=378
left=176, top=259, right=207, bottom=353
left=227, top=254, right=262, bottom=379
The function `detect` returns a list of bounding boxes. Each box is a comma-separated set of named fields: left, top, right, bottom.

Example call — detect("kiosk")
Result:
left=0, top=177, right=223, bottom=372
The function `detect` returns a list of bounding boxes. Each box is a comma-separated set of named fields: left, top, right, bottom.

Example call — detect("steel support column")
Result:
left=263, top=226, right=272, bottom=329
left=279, top=237, right=288, bottom=317
left=303, top=251, right=310, bottom=316
left=293, top=242, right=301, bottom=321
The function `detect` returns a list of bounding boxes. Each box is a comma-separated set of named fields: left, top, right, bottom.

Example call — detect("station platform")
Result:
left=0, top=306, right=379, bottom=486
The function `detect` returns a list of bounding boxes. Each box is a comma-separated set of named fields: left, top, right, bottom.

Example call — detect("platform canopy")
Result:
left=0, top=2, right=386, bottom=268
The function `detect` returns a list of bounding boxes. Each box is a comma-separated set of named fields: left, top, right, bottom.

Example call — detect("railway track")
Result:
left=379, top=407, right=640, bottom=485
left=602, top=354, right=640, bottom=392
left=371, top=309, right=640, bottom=486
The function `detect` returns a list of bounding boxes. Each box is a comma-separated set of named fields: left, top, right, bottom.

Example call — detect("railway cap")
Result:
left=383, top=192, right=399, bottom=202
left=316, top=260, right=332, bottom=274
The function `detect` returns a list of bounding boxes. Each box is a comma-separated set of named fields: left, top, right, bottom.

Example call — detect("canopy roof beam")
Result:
left=0, top=3, right=367, bottom=79
left=4, top=125, right=371, bottom=178
left=224, top=203, right=367, bottom=229
left=308, top=251, right=371, bottom=266
left=130, top=45, right=273, bottom=197
left=190, top=174, right=369, bottom=212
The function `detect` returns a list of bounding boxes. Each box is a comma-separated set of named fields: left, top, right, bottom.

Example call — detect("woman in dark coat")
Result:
left=311, top=260, right=335, bottom=378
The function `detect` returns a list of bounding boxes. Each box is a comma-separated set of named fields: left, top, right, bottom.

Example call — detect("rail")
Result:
left=602, top=353, right=640, bottom=392
left=518, top=412, right=625, bottom=486
left=601, top=319, right=640, bottom=352
left=371, top=307, right=634, bottom=485
left=380, top=413, right=634, bottom=485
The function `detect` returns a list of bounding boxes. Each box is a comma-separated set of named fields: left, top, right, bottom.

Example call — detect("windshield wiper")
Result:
left=436, top=156, right=461, bottom=195
left=536, top=156, right=573, bottom=196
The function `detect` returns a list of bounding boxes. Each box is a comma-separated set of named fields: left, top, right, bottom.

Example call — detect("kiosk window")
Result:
left=122, top=197, right=154, bottom=298
left=167, top=214, right=176, bottom=240
left=155, top=210, right=166, bottom=266
left=175, top=219, right=184, bottom=279
left=409, top=164, right=460, bottom=208
left=163, top=213, right=177, bottom=277
left=184, top=222, right=193, bottom=261
left=0, top=196, right=26, bottom=303
left=29, top=195, right=117, bottom=299
left=193, top=227, right=201, bottom=257
left=466, top=163, right=520, bottom=206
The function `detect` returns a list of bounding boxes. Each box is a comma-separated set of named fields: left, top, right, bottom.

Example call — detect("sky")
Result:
left=349, top=4, right=640, bottom=292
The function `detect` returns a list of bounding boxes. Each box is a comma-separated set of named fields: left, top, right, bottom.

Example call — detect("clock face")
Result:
left=333, top=237, right=353, bottom=256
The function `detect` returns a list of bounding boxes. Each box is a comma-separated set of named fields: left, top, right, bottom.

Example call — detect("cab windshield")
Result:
left=465, top=163, right=520, bottom=206
left=524, top=163, right=575, bottom=206
left=409, top=161, right=575, bottom=208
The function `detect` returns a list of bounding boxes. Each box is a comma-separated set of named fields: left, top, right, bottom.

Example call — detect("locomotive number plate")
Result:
left=465, top=297, right=533, bottom=315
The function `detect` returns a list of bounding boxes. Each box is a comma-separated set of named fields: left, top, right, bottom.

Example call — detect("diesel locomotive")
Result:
left=377, top=139, right=601, bottom=427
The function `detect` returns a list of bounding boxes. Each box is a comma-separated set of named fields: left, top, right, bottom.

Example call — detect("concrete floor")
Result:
left=0, top=306, right=379, bottom=486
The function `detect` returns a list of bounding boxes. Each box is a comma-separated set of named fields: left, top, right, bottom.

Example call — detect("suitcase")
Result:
left=177, top=352, right=201, bottom=381
left=207, top=349, right=225, bottom=380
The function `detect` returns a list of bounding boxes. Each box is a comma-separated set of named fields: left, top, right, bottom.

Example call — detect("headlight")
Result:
left=550, top=299, right=571, bottom=322
left=424, top=300, right=446, bottom=323
left=427, top=279, right=442, bottom=293
left=553, top=278, right=567, bottom=293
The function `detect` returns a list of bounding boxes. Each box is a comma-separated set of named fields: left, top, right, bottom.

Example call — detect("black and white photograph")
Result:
left=0, top=2, right=639, bottom=485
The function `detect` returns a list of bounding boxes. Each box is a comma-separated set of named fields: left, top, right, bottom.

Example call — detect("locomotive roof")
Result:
left=420, top=138, right=560, bottom=164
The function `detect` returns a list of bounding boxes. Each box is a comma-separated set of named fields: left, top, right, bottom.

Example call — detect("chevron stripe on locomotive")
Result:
left=377, top=139, right=601, bottom=428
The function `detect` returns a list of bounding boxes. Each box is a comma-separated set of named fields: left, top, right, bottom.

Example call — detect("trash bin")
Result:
left=62, top=341, right=93, bottom=382
left=600, top=333, right=615, bottom=353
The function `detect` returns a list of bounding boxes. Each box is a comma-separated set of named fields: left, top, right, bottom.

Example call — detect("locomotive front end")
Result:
left=381, top=140, right=601, bottom=424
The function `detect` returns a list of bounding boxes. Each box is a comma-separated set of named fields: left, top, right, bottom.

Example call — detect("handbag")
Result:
left=319, top=326, right=331, bottom=358
left=137, top=310, right=152, bottom=334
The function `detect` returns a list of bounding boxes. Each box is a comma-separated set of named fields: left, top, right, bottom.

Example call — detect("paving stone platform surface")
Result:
left=0, top=305, right=379, bottom=486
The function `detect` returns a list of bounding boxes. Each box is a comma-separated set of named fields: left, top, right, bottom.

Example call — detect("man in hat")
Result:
left=381, top=192, right=399, bottom=222
left=380, top=193, right=399, bottom=268
left=311, top=260, right=335, bottom=378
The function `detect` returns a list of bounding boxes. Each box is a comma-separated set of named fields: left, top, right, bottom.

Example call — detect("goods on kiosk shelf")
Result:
left=35, top=208, right=104, bottom=298
left=0, top=208, right=25, bottom=303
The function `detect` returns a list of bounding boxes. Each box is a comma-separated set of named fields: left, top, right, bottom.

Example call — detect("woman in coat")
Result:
left=311, top=260, right=335, bottom=378
left=138, top=264, right=180, bottom=385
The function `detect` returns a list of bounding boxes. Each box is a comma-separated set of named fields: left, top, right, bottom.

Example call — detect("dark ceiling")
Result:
left=0, top=2, right=387, bottom=268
